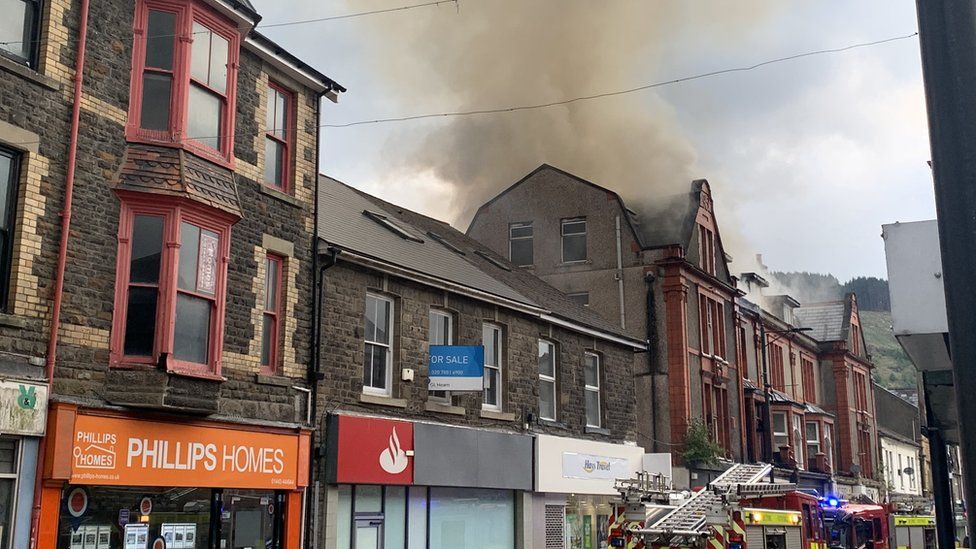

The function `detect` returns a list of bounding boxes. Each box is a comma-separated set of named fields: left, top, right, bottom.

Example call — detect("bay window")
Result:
left=127, top=0, right=240, bottom=162
left=260, top=254, right=282, bottom=375
left=0, top=0, right=41, bottom=68
left=111, top=194, right=233, bottom=376
left=264, top=83, right=293, bottom=191
left=806, top=421, right=821, bottom=466
left=772, top=412, right=789, bottom=451
left=793, top=414, right=804, bottom=469
left=538, top=340, right=556, bottom=421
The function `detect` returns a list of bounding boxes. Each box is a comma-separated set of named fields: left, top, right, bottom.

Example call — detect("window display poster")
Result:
left=161, top=523, right=197, bottom=549
left=124, top=524, right=149, bottom=549
left=72, top=525, right=111, bottom=549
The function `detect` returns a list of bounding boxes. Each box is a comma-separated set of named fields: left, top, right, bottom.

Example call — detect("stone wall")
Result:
left=316, top=260, right=640, bottom=443
left=0, top=0, right=320, bottom=425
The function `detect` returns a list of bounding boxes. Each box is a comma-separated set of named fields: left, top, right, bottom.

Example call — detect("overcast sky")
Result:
left=252, top=0, right=934, bottom=281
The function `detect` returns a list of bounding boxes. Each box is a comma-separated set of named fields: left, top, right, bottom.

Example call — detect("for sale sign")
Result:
left=428, top=345, right=484, bottom=391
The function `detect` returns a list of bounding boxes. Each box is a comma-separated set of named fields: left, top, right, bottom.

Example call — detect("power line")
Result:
left=0, top=0, right=459, bottom=47
left=6, top=31, right=918, bottom=147
left=260, top=0, right=457, bottom=28
left=321, top=31, right=920, bottom=128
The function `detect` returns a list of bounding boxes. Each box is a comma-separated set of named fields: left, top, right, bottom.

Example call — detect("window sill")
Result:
left=167, top=368, right=226, bottom=382
left=0, top=56, right=60, bottom=91
left=539, top=418, right=568, bottom=429
left=425, top=401, right=466, bottom=416
left=479, top=409, right=516, bottom=422
left=585, top=426, right=611, bottom=436
left=0, top=313, right=27, bottom=329
left=259, top=185, right=302, bottom=208
left=360, top=393, right=408, bottom=408
left=558, top=259, right=592, bottom=267
left=255, top=374, right=293, bottom=387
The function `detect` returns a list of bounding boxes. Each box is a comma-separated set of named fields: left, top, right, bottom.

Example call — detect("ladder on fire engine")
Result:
left=645, top=462, right=773, bottom=538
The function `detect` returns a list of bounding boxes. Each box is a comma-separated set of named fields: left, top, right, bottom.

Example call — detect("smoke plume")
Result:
left=352, top=0, right=779, bottom=225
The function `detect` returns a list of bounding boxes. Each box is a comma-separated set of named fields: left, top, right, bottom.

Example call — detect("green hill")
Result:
left=860, top=310, right=917, bottom=389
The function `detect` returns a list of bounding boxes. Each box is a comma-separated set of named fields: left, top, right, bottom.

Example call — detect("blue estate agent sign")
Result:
left=429, top=346, right=484, bottom=392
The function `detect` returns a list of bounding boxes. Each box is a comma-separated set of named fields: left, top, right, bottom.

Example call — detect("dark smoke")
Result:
left=352, top=0, right=779, bottom=226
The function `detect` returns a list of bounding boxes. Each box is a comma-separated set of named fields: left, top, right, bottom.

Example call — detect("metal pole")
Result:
left=915, top=0, right=976, bottom=542
left=760, top=321, right=773, bottom=464
left=926, top=372, right=957, bottom=549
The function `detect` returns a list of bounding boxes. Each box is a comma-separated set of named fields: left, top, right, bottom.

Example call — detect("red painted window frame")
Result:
left=126, top=0, right=240, bottom=167
left=770, top=342, right=786, bottom=392
left=260, top=254, right=283, bottom=375
left=801, top=356, right=817, bottom=403
left=264, top=81, right=295, bottom=192
left=110, top=191, right=234, bottom=378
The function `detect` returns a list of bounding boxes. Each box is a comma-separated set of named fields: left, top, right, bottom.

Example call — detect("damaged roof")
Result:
left=795, top=299, right=849, bottom=342
left=318, top=175, right=644, bottom=346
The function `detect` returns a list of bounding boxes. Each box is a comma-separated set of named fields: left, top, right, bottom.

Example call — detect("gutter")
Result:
left=32, top=0, right=91, bottom=546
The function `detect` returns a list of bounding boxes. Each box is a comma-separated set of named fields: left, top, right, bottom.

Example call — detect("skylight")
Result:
left=475, top=250, right=512, bottom=272
left=427, top=231, right=465, bottom=255
left=363, top=210, right=424, bottom=243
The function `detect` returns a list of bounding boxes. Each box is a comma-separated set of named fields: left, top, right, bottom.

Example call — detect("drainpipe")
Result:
left=644, top=272, right=659, bottom=452
left=615, top=216, right=626, bottom=330
left=308, top=246, right=338, bottom=549
left=31, top=0, right=91, bottom=546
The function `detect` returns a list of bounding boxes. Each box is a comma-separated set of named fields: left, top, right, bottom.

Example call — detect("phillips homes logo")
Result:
left=73, top=431, right=118, bottom=469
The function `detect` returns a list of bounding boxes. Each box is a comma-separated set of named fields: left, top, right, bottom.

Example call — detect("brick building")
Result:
left=467, top=164, right=883, bottom=495
left=466, top=164, right=746, bottom=487
left=313, top=176, right=647, bottom=549
left=0, top=0, right=342, bottom=548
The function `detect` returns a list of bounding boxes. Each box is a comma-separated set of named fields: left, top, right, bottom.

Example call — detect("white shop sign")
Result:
left=536, top=434, right=644, bottom=495
left=561, top=452, right=630, bottom=480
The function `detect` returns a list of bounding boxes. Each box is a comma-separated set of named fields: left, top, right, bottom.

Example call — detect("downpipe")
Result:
left=31, top=0, right=91, bottom=546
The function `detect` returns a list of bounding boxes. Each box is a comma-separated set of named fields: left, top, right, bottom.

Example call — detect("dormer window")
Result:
left=127, top=0, right=241, bottom=164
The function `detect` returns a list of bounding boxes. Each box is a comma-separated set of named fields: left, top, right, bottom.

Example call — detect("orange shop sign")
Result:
left=69, top=414, right=302, bottom=490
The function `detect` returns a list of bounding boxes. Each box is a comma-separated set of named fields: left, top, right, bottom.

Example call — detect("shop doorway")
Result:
left=354, top=515, right=384, bottom=549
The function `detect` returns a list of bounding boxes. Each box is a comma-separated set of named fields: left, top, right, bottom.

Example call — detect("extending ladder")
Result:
left=647, top=463, right=772, bottom=536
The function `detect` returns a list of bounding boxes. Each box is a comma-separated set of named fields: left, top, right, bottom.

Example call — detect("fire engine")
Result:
left=606, top=462, right=942, bottom=549
left=611, top=463, right=825, bottom=549
left=822, top=499, right=936, bottom=549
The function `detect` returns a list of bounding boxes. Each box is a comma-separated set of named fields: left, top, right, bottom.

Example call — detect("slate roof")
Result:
left=795, top=300, right=848, bottom=342
left=114, top=145, right=242, bottom=217
left=319, top=176, right=642, bottom=343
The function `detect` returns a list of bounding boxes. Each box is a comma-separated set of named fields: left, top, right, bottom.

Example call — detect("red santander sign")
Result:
left=332, top=415, right=414, bottom=485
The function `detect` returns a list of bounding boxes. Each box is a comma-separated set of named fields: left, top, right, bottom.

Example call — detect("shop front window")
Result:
left=565, top=494, right=614, bottom=549
left=336, top=485, right=514, bottom=549
left=56, top=486, right=284, bottom=549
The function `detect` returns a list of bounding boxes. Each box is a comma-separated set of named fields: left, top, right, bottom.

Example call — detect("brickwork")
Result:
left=317, top=261, right=640, bottom=443
left=0, top=0, right=323, bottom=426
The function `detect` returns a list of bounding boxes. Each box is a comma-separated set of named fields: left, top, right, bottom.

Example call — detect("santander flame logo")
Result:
left=379, top=427, right=409, bottom=474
